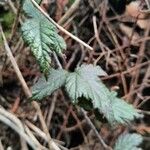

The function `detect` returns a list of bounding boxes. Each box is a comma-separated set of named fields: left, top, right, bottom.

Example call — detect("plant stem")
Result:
left=81, top=108, right=113, bottom=150
left=0, top=25, right=60, bottom=150
left=52, top=45, right=112, bottom=150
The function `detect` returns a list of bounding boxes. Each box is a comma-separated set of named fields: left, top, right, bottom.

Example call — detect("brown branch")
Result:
left=80, top=108, right=113, bottom=150
left=30, top=0, right=93, bottom=51
left=58, top=0, right=81, bottom=25
left=0, top=25, right=60, bottom=150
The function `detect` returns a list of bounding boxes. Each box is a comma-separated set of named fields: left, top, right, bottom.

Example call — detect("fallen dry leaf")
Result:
left=125, top=1, right=146, bottom=19
left=137, top=19, right=150, bottom=29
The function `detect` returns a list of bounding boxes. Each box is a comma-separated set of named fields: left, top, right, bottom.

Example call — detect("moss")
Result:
left=0, top=11, right=15, bottom=45
left=69, top=0, right=75, bottom=5
left=0, top=11, right=15, bottom=29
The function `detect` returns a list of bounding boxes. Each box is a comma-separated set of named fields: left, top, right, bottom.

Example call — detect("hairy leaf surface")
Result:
left=32, top=69, right=67, bottom=100
left=110, top=92, right=142, bottom=124
left=114, top=133, right=143, bottom=150
left=65, top=64, right=141, bottom=124
left=31, top=64, right=141, bottom=124
left=21, top=0, right=66, bottom=74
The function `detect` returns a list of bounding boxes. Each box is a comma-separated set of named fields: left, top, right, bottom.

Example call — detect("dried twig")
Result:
left=51, top=35, right=112, bottom=150
left=30, top=0, right=93, bottom=51
left=58, top=0, right=81, bottom=25
left=0, top=139, right=4, bottom=150
left=80, top=108, right=113, bottom=150
left=26, top=120, right=48, bottom=142
left=0, top=109, right=37, bottom=149
left=0, top=25, right=60, bottom=150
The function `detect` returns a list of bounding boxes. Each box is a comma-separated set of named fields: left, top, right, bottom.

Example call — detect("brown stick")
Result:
left=0, top=25, right=60, bottom=150
left=30, top=0, right=93, bottom=51
left=58, top=0, right=81, bottom=25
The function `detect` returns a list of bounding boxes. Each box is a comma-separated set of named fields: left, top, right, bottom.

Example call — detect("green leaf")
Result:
left=114, top=133, right=143, bottom=150
left=109, top=92, right=142, bottom=124
left=20, top=0, right=42, bottom=6
left=32, top=68, right=68, bottom=100
left=65, top=64, right=107, bottom=102
left=35, top=0, right=42, bottom=4
left=65, top=64, right=141, bottom=124
left=65, top=64, right=112, bottom=119
left=21, top=0, right=66, bottom=74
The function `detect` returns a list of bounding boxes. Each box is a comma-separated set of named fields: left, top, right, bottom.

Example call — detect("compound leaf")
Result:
left=65, top=64, right=141, bottom=124
left=32, top=68, right=68, bottom=100
left=21, top=0, right=66, bottom=74
left=114, top=133, right=143, bottom=150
